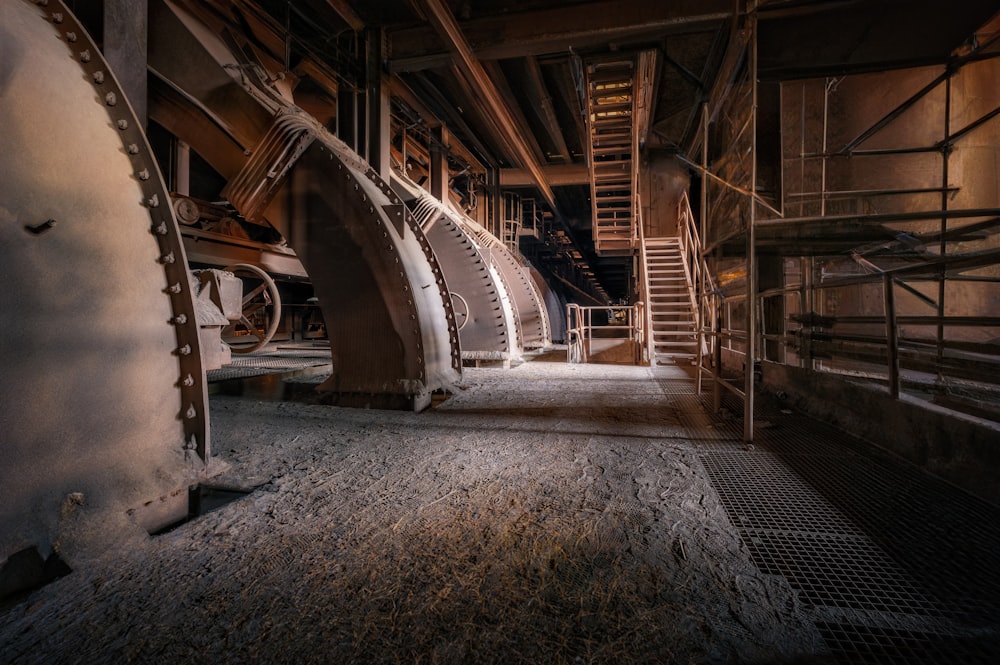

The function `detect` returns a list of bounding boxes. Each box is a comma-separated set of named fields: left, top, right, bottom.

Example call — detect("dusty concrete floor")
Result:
left=1, top=356, right=998, bottom=663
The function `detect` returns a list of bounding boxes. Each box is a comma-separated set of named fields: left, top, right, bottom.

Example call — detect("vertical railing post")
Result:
left=698, top=103, right=709, bottom=395
left=743, top=2, right=758, bottom=443
left=884, top=274, right=900, bottom=398
left=713, top=292, right=723, bottom=414
left=937, top=72, right=952, bottom=375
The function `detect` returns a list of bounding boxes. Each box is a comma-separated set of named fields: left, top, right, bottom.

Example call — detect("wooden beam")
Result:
left=501, top=164, right=590, bottom=187
left=390, top=0, right=730, bottom=72
left=416, top=0, right=558, bottom=211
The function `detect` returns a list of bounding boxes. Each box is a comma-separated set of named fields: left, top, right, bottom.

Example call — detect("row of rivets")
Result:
left=45, top=0, right=205, bottom=444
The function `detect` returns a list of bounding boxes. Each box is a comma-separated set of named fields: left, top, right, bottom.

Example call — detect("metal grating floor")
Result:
left=655, top=369, right=1000, bottom=664
left=207, top=351, right=330, bottom=382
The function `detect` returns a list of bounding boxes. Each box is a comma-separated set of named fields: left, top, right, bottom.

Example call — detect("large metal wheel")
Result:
left=223, top=263, right=282, bottom=353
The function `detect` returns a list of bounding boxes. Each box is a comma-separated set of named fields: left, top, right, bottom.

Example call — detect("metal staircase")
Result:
left=585, top=59, right=637, bottom=256
left=645, top=237, right=699, bottom=364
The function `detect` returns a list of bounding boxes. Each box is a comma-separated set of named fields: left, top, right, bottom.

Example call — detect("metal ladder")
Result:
left=585, top=59, right=636, bottom=256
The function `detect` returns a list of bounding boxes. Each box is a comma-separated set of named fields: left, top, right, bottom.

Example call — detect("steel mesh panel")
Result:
left=816, top=622, right=1000, bottom=665
left=744, top=530, right=940, bottom=616
left=700, top=451, right=863, bottom=535
left=670, top=377, right=1000, bottom=663
left=207, top=355, right=329, bottom=382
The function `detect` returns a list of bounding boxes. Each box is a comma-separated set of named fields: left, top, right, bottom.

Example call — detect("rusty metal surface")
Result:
left=0, top=0, right=208, bottom=558
left=395, top=178, right=515, bottom=361
left=150, top=1, right=460, bottom=408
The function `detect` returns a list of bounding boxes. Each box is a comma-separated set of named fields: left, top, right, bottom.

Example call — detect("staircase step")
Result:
left=590, top=70, right=633, bottom=84
left=593, top=147, right=632, bottom=158
left=594, top=158, right=631, bottom=167
left=593, top=131, right=632, bottom=144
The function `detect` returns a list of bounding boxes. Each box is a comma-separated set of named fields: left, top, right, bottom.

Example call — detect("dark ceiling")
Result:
left=195, top=0, right=998, bottom=298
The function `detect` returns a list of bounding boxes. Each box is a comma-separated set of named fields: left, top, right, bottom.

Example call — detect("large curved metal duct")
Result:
left=0, top=0, right=209, bottom=559
left=529, top=266, right=567, bottom=343
left=465, top=224, right=552, bottom=351
left=392, top=176, right=518, bottom=363
left=148, top=0, right=460, bottom=409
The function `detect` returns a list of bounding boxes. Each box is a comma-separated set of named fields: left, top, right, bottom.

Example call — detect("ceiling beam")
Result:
left=322, top=0, right=364, bottom=32
left=481, top=60, right=547, bottom=165
left=546, top=59, right=587, bottom=159
left=415, top=0, right=558, bottom=211
left=389, top=77, right=441, bottom=129
left=389, top=0, right=731, bottom=72
left=501, top=164, right=590, bottom=187
left=405, top=72, right=500, bottom=169
left=443, top=63, right=519, bottom=166
left=523, top=56, right=573, bottom=162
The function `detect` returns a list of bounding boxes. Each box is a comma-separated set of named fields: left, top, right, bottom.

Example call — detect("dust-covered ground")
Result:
left=0, top=359, right=831, bottom=664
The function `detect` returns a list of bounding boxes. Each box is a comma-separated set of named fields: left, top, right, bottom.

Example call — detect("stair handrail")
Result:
left=676, top=191, right=716, bottom=360
left=635, top=191, right=654, bottom=364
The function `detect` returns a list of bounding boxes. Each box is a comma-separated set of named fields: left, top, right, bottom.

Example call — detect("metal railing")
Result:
left=566, top=303, right=645, bottom=365
left=635, top=192, right=654, bottom=364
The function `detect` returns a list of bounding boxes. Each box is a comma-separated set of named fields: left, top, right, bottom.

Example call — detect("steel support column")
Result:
left=430, top=125, right=450, bottom=204
left=103, top=0, right=148, bottom=126
left=366, top=28, right=391, bottom=182
left=743, top=3, right=758, bottom=444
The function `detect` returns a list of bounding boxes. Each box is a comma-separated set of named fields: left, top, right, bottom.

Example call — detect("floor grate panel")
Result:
left=207, top=354, right=330, bottom=382
left=744, top=530, right=941, bottom=616
left=679, top=387, right=1000, bottom=663
left=817, top=621, right=1000, bottom=665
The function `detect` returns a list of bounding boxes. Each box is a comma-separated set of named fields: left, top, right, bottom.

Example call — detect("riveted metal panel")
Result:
left=222, top=109, right=461, bottom=406
left=394, top=178, right=514, bottom=361
left=275, top=141, right=461, bottom=406
left=0, top=0, right=208, bottom=557
left=467, top=224, right=552, bottom=350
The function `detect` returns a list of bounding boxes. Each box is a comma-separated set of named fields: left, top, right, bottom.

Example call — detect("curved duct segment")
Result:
left=393, top=175, right=518, bottom=364
left=465, top=222, right=552, bottom=351
left=149, top=1, right=460, bottom=409
left=1, top=0, right=209, bottom=558
left=226, top=112, right=462, bottom=407
left=529, top=266, right=567, bottom=344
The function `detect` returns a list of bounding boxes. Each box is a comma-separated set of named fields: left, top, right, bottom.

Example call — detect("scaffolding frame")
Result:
left=690, top=7, right=1000, bottom=434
